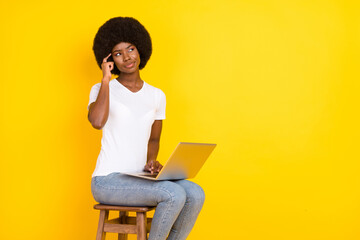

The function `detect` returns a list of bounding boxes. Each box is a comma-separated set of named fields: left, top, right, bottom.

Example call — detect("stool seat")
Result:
left=94, top=204, right=155, bottom=212
left=94, top=204, right=155, bottom=240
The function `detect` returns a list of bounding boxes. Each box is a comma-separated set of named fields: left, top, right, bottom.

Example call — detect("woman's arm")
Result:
left=144, top=120, right=163, bottom=173
left=88, top=81, right=110, bottom=129
left=88, top=53, right=114, bottom=130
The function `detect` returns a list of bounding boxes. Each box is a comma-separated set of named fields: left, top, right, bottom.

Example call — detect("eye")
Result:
left=129, top=48, right=134, bottom=52
left=115, top=52, right=121, bottom=56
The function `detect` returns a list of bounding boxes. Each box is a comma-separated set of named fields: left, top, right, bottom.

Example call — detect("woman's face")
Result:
left=111, top=42, right=141, bottom=74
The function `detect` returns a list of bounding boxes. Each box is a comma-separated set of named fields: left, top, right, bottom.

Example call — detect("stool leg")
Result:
left=96, top=210, right=109, bottom=240
left=118, top=211, right=128, bottom=240
left=136, top=212, right=147, bottom=240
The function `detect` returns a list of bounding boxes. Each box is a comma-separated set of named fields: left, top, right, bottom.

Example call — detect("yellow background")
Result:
left=1, top=0, right=359, bottom=239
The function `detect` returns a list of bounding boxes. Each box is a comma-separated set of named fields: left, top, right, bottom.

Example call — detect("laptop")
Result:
left=124, top=142, right=216, bottom=181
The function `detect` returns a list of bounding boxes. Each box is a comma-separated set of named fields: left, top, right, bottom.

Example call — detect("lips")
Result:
left=125, top=62, right=135, bottom=68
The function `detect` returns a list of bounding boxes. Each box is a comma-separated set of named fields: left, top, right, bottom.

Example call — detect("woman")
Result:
left=88, top=17, right=205, bottom=240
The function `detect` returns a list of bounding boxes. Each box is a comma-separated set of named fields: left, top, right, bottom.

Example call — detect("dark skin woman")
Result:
left=88, top=42, right=163, bottom=174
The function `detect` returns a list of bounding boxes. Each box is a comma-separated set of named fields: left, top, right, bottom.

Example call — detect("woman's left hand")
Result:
left=144, top=160, right=163, bottom=174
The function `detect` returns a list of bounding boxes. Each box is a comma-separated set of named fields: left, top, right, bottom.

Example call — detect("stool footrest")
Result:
left=107, top=217, right=152, bottom=225
left=104, top=223, right=136, bottom=234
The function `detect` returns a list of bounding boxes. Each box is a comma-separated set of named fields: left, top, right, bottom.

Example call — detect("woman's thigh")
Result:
left=91, top=172, right=186, bottom=206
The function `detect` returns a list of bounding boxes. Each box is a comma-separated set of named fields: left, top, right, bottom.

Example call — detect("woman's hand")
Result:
left=144, top=160, right=163, bottom=174
left=101, top=53, right=114, bottom=82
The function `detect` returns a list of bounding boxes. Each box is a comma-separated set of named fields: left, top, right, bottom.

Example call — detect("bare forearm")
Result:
left=88, top=79, right=110, bottom=129
left=147, top=139, right=160, bottom=163
left=144, top=120, right=163, bottom=173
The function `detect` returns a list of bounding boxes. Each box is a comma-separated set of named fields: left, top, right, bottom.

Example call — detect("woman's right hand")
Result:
left=101, top=53, right=114, bottom=82
left=144, top=160, right=163, bottom=174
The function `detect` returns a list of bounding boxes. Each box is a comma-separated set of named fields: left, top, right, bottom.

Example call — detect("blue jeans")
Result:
left=91, top=172, right=205, bottom=240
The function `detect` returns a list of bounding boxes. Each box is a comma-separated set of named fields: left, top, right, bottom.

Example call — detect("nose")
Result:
left=123, top=52, right=130, bottom=61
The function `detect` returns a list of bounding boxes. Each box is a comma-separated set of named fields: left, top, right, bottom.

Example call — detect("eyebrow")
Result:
left=112, top=44, right=133, bottom=53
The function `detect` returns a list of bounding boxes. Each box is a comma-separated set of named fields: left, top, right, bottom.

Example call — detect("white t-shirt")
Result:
left=88, top=79, right=166, bottom=177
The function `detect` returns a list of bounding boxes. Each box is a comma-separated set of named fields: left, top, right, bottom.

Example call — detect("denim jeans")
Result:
left=91, top=172, right=205, bottom=240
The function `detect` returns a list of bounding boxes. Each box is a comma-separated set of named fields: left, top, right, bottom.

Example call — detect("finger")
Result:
left=144, top=163, right=149, bottom=170
left=145, top=161, right=152, bottom=172
left=144, top=164, right=151, bottom=172
left=150, top=161, right=155, bottom=174
left=103, top=53, right=112, bottom=63
left=154, top=161, right=161, bottom=173
left=103, top=53, right=112, bottom=62
left=154, top=161, right=160, bottom=172
left=109, top=62, right=114, bottom=71
left=101, top=62, right=113, bottom=71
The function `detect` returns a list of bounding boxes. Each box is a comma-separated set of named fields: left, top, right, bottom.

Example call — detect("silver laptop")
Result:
left=124, top=142, right=216, bottom=181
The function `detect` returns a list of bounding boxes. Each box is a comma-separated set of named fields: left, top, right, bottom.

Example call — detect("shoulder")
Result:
left=109, top=79, right=119, bottom=88
left=90, top=82, right=101, bottom=91
left=144, top=82, right=166, bottom=97
left=90, top=79, right=118, bottom=92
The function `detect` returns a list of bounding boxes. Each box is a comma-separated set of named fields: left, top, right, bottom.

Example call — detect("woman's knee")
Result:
left=177, top=181, right=205, bottom=207
left=190, top=182, right=205, bottom=207
left=156, top=181, right=187, bottom=207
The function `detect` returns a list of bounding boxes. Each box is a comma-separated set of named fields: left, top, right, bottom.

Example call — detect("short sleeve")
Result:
left=155, top=89, right=166, bottom=120
left=87, top=83, right=101, bottom=110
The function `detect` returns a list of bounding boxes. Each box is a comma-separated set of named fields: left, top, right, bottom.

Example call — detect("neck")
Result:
left=117, top=71, right=142, bottom=85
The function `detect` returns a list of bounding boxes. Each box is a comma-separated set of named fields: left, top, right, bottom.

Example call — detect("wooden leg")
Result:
left=146, top=217, right=152, bottom=236
left=118, top=211, right=128, bottom=240
left=136, top=212, right=147, bottom=240
left=96, top=210, right=109, bottom=240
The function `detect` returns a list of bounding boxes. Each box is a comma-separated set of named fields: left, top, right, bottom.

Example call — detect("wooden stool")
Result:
left=94, top=204, right=155, bottom=240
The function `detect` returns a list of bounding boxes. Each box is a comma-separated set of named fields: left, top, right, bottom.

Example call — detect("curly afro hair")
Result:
left=93, top=17, right=152, bottom=75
